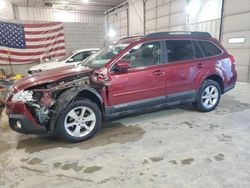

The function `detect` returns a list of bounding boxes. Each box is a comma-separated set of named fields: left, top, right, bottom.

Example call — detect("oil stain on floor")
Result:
left=150, top=157, right=164, bottom=162
left=181, top=158, right=194, bottom=165
left=83, top=166, right=103, bottom=174
left=60, top=162, right=84, bottom=172
left=27, top=158, right=43, bottom=165
left=16, top=122, right=145, bottom=154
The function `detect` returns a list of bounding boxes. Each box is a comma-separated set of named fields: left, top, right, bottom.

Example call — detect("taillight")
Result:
left=229, top=55, right=235, bottom=64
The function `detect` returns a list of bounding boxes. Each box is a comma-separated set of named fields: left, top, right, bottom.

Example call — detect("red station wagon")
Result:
left=6, top=32, right=237, bottom=142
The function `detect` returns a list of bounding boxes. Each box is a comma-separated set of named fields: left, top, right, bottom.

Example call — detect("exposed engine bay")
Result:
left=7, top=65, right=111, bottom=133
left=18, top=76, right=94, bottom=131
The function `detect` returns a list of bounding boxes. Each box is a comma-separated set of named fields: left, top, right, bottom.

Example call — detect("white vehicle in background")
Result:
left=28, top=48, right=99, bottom=74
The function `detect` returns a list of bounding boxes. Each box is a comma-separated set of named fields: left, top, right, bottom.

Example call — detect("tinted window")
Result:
left=68, top=51, right=97, bottom=63
left=84, top=43, right=129, bottom=68
left=193, top=41, right=204, bottom=58
left=69, top=52, right=84, bottom=62
left=198, top=41, right=222, bottom=57
left=165, top=40, right=194, bottom=62
left=120, top=42, right=162, bottom=68
left=82, top=51, right=96, bottom=59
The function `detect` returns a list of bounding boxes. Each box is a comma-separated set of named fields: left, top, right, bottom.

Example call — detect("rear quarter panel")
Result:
left=194, top=54, right=231, bottom=91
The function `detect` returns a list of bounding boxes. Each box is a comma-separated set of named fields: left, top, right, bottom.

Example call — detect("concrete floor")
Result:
left=0, top=83, right=250, bottom=188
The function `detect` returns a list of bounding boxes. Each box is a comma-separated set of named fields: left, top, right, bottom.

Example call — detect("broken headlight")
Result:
left=11, top=90, right=34, bottom=103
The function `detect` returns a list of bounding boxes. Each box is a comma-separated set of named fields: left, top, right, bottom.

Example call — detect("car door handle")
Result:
left=197, top=63, right=205, bottom=68
left=153, top=70, right=164, bottom=76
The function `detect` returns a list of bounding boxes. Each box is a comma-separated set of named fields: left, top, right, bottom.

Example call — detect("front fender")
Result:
left=76, top=87, right=103, bottom=105
left=49, top=87, right=103, bottom=132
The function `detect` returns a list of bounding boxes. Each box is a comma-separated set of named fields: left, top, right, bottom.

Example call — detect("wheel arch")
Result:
left=75, top=88, right=104, bottom=112
left=49, top=87, right=103, bottom=132
left=203, top=74, right=224, bottom=93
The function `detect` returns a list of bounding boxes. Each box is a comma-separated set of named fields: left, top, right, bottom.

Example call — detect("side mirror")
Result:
left=116, top=60, right=130, bottom=71
left=67, top=58, right=74, bottom=63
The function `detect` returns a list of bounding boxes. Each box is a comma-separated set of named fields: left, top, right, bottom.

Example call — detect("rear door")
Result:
left=164, top=40, right=206, bottom=100
left=107, top=41, right=166, bottom=110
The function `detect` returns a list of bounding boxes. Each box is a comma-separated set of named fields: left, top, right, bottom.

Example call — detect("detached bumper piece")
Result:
left=9, top=114, right=47, bottom=134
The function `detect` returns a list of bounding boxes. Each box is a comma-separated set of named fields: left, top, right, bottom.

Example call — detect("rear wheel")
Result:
left=56, top=99, right=102, bottom=142
left=195, top=79, right=221, bottom=112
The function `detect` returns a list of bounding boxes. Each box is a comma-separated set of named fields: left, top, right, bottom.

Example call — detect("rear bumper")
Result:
left=9, top=114, right=47, bottom=134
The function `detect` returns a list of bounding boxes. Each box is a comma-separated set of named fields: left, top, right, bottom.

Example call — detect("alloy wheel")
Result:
left=201, top=85, right=219, bottom=109
left=64, top=106, right=96, bottom=137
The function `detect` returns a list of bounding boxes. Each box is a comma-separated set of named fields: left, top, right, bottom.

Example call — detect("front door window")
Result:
left=120, top=42, right=162, bottom=68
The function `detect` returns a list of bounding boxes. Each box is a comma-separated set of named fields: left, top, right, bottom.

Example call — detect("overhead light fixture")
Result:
left=0, top=0, right=7, bottom=10
left=228, top=37, right=245, bottom=44
left=108, top=28, right=116, bottom=38
left=185, top=0, right=201, bottom=18
left=82, top=0, right=89, bottom=3
left=53, top=10, right=75, bottom=22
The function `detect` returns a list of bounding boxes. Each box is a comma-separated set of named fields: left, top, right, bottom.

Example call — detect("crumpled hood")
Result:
left=14, top=65, right=93, bottom=91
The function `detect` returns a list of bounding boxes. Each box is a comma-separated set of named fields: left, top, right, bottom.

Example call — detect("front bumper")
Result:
left=9, top=114, right=47, bottom=134
left=6, top=101, right=48, bottom=134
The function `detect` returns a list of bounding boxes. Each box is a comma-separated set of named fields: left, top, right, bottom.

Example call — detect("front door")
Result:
left=108, top=41, right=166, bottom=111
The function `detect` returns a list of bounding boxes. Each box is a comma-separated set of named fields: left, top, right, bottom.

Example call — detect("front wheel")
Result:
left=56, top=99, right=102, bottom=142
left=194, top=80, right=221, bottom=112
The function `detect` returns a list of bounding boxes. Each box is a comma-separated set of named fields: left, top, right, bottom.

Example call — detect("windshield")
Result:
left=83, top=43, right=129, bottom=68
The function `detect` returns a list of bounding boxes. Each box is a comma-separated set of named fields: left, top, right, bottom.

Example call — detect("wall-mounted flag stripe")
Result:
left=0, top=21, right=66, bottom=65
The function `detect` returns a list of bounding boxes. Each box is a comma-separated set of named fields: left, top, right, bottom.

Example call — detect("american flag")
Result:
left=0, top=21, right=66, bottom=65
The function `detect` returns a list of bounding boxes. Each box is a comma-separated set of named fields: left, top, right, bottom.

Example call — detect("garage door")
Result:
left=221, top=0, right=250, bottom=82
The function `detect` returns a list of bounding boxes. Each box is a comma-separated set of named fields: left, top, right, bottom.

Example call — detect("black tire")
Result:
left=195, top=79, right=221, bottom=112
left=56, top=99, right=102, bottom=143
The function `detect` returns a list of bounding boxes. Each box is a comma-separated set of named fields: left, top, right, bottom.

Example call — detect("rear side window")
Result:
left=165, top=40, right=194, bottom=62
left=198, top=41, right=222, bottom=57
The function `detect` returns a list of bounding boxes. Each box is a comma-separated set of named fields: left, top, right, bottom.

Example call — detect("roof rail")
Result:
left=120, top=36, right=142, bottom=40
left=144, top=31, right=212, bottom=38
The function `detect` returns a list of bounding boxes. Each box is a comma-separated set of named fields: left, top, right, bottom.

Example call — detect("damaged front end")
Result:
left=9, top=76, right=92, bottom=133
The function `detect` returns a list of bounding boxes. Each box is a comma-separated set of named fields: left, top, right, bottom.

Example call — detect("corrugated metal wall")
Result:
left=14, top=6, right=104, bottom=23
left=107, top=4, right=129, bottom=41
left=221, top=0, right=250, bottom=82
left=129, top=0, right=144, bottom=36
left=106, top=0, right=222, bottom=41
left=0, top=0, right=14, bottom=20
left=0, top=6, right=105, bottom=75
left=145, top=0, right=187, bottom=33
